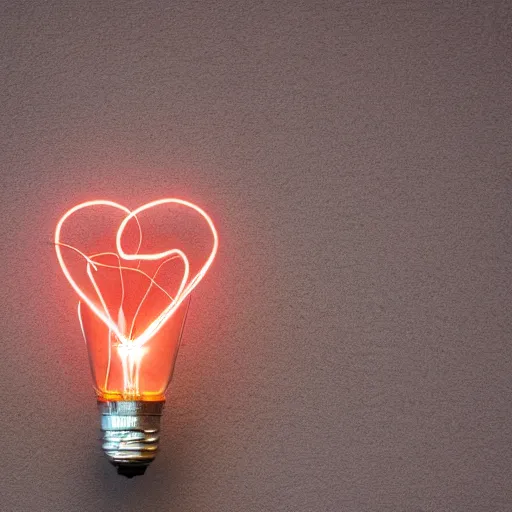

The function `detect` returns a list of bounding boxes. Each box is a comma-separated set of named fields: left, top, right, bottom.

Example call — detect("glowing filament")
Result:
left=55, top=199, right=218, bottom=397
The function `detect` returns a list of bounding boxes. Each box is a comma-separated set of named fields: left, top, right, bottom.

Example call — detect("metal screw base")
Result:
left=98, top=400, right=164, bottom=478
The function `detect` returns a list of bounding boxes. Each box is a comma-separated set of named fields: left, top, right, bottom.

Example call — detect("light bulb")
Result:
left=54, top=199, right=218, bottom=477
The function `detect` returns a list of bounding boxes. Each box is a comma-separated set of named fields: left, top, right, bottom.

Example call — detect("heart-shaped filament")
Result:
left=55, top=199, right=218, bottom=398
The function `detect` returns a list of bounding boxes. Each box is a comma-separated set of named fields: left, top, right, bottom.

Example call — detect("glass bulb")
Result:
left=54, top=199, right=218, bottom=477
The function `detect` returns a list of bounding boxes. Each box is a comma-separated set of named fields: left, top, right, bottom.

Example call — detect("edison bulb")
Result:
left=54, top=199, right=218, bottom=477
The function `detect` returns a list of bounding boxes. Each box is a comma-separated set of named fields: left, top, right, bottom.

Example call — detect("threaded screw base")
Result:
left=98, top=400, right=164, bottom=478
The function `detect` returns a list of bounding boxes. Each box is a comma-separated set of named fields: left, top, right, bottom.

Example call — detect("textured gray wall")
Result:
left=1, top=1, right=511, bottom=511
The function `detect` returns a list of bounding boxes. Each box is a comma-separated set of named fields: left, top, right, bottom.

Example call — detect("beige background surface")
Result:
left=1, top=1, right=511, bottom=511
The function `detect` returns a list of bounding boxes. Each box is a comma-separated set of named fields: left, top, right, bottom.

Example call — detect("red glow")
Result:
left=54, top=199, right=218, bottom=399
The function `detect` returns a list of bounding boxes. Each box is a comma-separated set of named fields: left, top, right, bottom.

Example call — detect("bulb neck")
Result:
left=98, top=400, right=165, bottom=478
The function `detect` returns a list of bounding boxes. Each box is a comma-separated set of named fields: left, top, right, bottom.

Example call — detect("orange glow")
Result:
left=55, top=199, right=218, bottom=399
